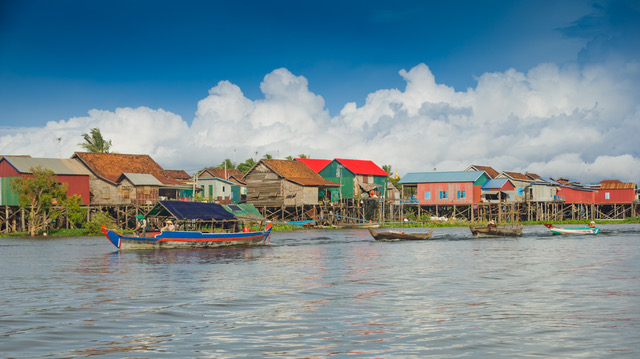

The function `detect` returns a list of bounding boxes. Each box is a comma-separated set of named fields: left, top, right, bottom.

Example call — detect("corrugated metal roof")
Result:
left=399, top=171, right=485, bottom=184
left=600, top=182, right=637, bottom=190
left=335, top=158, right=389, bottom=176
left=295, top=158, right=331, bottom=173
left=3, top=156, right=84, bottom=175
left=119, top=173, right=163, bottom=186
left=481, top=179, right=509, bottom=190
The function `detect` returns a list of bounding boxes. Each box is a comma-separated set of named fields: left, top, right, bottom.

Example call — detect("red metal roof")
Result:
left=335, top=158, right=389, bottom=176
left=295, top=158, right=331, bottom=173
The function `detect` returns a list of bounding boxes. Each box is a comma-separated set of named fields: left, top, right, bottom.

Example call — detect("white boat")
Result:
left=544, top=224, right=599, bottom=235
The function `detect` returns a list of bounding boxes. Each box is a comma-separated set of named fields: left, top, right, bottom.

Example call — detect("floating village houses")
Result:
left=71, top=152, right=190, bottom=205
left=0, top=155, right=91, bottom=205
left=196, top=168, right=246, bottom=204
left=399, top=170, right=490, bottom=205
left=297, top=158, right=389, bottom=202
left=244, top=159, right=340, bottom=207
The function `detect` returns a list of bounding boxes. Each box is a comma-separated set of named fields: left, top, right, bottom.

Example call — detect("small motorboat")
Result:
left=469, top=224, right=523, bottom=237
left=544, top=223, right=599, bottom=235
left=369, top=227, right=434, bottom=241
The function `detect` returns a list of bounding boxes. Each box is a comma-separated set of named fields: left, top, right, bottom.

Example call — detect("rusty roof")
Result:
left=205, top=168, right=245, bottom=181
left=72, top=152, right=183, bottom=186
left=500, top=171, right=532, bottom=181
left=259, top=159, right=339, bottom=187
left=599, top=180, right=637, bottom=190
left=165, top=169, right=191, bottom=180
left=468, top=165, right=499, bottom=179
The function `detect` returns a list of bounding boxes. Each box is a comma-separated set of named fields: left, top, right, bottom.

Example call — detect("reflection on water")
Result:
left=1, top=224, right=639, bottom=358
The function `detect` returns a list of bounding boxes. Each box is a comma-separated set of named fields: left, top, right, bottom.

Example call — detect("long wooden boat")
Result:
left=101, top=222, right=273, bottom=249
left=469, top=225, right=523, bottom=237
left=544, top=224, right=599, bottom=235
left=369, top=227, right=434, bottom=241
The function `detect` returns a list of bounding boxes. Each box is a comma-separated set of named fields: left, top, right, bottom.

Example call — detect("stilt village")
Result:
left=1, top=152, right=639, bottom=234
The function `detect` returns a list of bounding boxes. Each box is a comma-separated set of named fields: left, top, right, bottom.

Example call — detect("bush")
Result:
left=84, top=212, right=116, bottom=236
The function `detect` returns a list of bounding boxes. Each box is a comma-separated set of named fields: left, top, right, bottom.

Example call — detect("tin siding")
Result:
left=597, top=188, right=635, bottom=204
left=58, top=175, right=91, bottom=205
left=0, top=160, right=20, bottom=177
left=417, top=182, right=476, bottom=205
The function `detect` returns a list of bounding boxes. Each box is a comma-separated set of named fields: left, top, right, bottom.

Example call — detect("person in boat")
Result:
left=589, top=221, right=596, bottom=228
left=161, top=219, right=175, bottom=232
left=134, top=214, right=148, bottom=237
left=488, top=219, right=497, bottom=228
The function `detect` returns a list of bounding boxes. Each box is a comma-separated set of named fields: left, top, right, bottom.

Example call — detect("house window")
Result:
left=102, top=187, right=110, bottom=199
left=424, top=191, right=431, bottom=200
left=517, top=187, right=524, bottom=196
left=605, top=192, right=610, bottom=200
left=209, top=185, right=213, bottom=197
left=457, top=190, right=466, bottom=199
left=439, top=191, right=448, bottom=199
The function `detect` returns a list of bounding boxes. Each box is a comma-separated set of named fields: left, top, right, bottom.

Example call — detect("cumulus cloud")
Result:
left=0, top=62, right=638, bottom=183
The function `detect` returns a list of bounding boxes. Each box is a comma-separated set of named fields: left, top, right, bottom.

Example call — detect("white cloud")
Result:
left=0, top=63, right=638, bottom=184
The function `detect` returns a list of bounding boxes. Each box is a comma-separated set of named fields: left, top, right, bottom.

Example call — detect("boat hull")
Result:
left=469, top=225, right=523, bottom=237
left=102, top=223, right=272, bottom=249
left=369, top=228, right=434, bottom=241
left=544, top=224, right=599, bottom=235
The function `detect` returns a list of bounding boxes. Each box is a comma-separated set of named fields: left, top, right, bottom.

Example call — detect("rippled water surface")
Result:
left=1, top=224, right=639, bottom=358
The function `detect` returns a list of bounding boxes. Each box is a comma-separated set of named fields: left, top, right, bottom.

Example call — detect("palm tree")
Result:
left=382, top=165, right=392, bottom=176
left=237, top=158, right=257, bottom=173
left=79, top=128, right=112, bottom=153
left=263, top=154, right=273, bottom=159
left=215, top=159, right=236, bottom=170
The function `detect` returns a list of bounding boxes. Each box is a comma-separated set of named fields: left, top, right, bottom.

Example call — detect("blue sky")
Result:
left=1, top=0, right=594, bottom=124
left=1, top=0, right=639, bottom=182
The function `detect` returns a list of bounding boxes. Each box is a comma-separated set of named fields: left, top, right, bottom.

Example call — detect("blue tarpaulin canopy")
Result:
left=147, top=201, right=237, bottom=221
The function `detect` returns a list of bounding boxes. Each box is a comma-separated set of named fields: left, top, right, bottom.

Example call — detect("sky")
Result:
left=1, top=0, right=639, bottom=182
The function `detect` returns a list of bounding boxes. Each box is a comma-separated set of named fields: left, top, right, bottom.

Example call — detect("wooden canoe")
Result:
left=369, top=227, right=434, bottom=241
left=469, top=225, right=523, bottom=237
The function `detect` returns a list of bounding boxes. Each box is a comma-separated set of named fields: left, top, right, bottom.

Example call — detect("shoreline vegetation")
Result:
left=2, top=217, right=638, bottom=238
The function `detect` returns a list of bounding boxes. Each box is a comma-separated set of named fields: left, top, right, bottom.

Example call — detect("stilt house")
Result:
left=244, top=159, right=339, bottom=206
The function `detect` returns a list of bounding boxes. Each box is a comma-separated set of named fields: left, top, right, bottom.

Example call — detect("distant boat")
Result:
left=544, top=224, right=599, bottom=235
left=273, top=220, right=316, bottom=227
left=333, top=222, right=380, bottom=229
left=369, top=227, right=434, bottom=241
left=102, top=223, right=273, bottom=249
left=469, top=225, right=523, bottom=237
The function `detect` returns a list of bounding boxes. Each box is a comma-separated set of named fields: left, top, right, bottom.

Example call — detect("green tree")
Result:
left=11, top=167, right=68, bottom=236
left=61, top=195, right=86, bottom=229
left=382, top=165, right=392, bottom=176
left=80, top=128, right=112, bottom=153
left=297, top=154, right=308, bottom=159
left=237, top=158, right=257, bottom=173
left=263, top=154, right=273, bottom=159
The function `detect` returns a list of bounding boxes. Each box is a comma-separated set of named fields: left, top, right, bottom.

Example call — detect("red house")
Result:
left=0, top=156, right=91, bottom=205
left=556, top=183, right=597, bottom=204
left=596, top=180, right=637, bottom=204
left=399, top=171, right=489, bottom=205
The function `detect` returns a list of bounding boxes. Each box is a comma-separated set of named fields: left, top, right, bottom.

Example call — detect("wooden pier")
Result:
left=1, top=200, right=638, bottom=233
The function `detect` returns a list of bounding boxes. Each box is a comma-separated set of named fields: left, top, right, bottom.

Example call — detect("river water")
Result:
left=1, top=224, right=639, bottom=358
